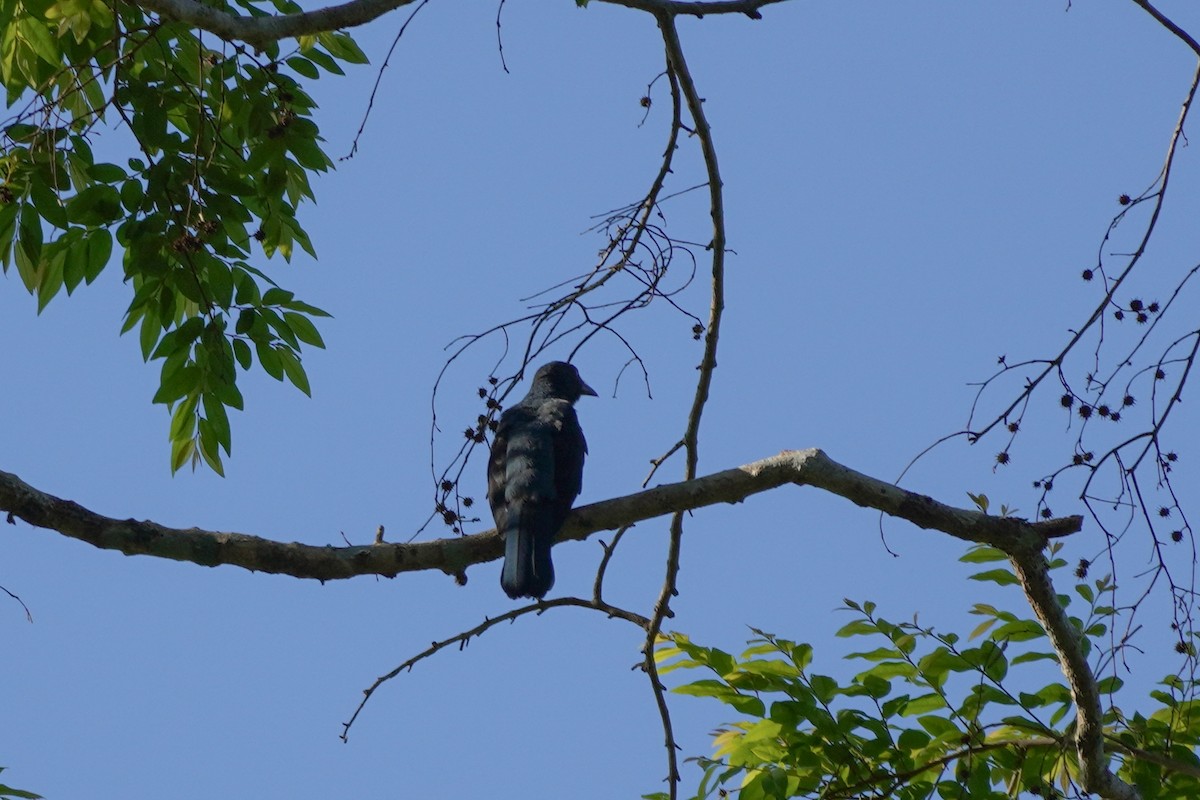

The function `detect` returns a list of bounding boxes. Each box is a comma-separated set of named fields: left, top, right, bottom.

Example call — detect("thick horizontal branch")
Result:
left=0, top=449, right=1081, bottom=582
left=136, top=0, right=422, bottom=46
left=133, top=0, right=788, bottom=46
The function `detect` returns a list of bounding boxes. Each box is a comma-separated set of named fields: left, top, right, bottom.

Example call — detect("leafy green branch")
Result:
left=655, top=544, right=1200, bottom=800
left=1, top=0, right=367, bottom=471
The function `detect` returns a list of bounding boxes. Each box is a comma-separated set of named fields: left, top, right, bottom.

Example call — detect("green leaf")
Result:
left=991, top=620, right=1045, bottom=642
left=835, top=620, right=878, bottom=638
left=262, top=286, right=294, bottom=306
left=902, top=693, right=947, bottom=716
left=65, top=184, right=122, bottom=224
left=18, top=17, right=60, bottom=66
left=808, top=674, right=838, bottom=703
left=282, top=311, right=325, bottom=348
left=170, top=394, right=198, bottom=440
left=120, top=179, right=144, bottom=212
left=153, top=363, right=199, bottom=405
left=320, top=31, right=369, bottom=64
left=170, top=435, right=196, bottom=473
left=202, top=391, right=232, bottom=455
left=917, top=714, right=960, bottom=738
left=232, top=338, right=252, bottom=370
left=29, top=178, right=68, bottom=228
left=960, top=545, right=1008, bottom=564
left=969, top=568, right=1020, bottom=586
left=36, top=243, right=65, bottom=311
left=255, top=341, right=284, bottom=380
left=89, top=162, right=126, bottom=183
left=968, top=617, right=998, bottom=640
left=84, top=228, right=112, bottom=283
left=286, top=56, right=319, bottom=79
left=197, top=417, right=225, bottom=476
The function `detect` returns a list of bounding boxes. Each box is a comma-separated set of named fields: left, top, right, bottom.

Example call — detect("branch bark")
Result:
left=133, top=0, right=789, bottom=46
left=1008, top=546, right=1140, bottom=800
left=0, top=449, right=1080, bottom=582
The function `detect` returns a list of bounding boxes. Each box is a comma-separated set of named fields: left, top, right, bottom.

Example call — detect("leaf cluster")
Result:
left=651, top=544, right=1200, bottom=800
left=0, top=0, right=367, bottom=470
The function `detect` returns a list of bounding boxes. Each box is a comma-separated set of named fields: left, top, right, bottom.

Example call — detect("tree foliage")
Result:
left=656, top=544, right=1200, bottom=800
left=0, top=0, right=363, bottom=471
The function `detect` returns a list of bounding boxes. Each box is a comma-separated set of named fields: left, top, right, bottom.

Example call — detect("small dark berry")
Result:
left=253, top=228, right=266, bottom=241
left=1078, top=405, right=1093, bottom=419
left=1148, top=302, right=1160, bottom=313
left=1098, top=405, right=1110, bottom=417
left=995, top=451, right=1010, bottom=465
left=1044, top=480, right=1053, bottom=491
left=640, top=96, right=652, bottom=108
left=692, top=323, right=704, bottom=340
left=1041, top=508, right=1052, bottom=519
left=1123, top=395, right=1135, bottom=407
left=1166, top=452, right=1178, bottom=462
left=440, top=480, right=453, bottom=492
left=462, top=497, right=474, bottom=508
left=1136, top=313, right=1148, bottom=324
left=1119, top=194, right=1131, bottom=205
left=1081, top=269, right=1093, bottom=281
left=478, top=387, right=487, bottom=398
left=1076, top=559, right=1089, bottom=578
left=1156, top=369, right=1166, bottom=380
left=1073, top=454, right=1084, bottom=465
left=1084, top=452, right=1094, bottom=462
left=1172, top=530, right=1184, bottom=542
left=1130, top=299, right=1144, bottom=312
left=488, top=376, right=498, bottom=385
left=464, top=428, right=475, bottom=440
left=1060, top=394, right=1074, bottom=408
left=1008, top=422, right=1019, bottom=432
left=442, top=509, right=458, bottom=525
left=1159, top=507, right=1172, bottom=518
left=1114, top=310, right=1124, bottom=321
left=1033, top=480, right=1042, bottom=488
left=1175, top=641, right=1189, bottom=654
left=1109, top=412, right=1121, bottom=422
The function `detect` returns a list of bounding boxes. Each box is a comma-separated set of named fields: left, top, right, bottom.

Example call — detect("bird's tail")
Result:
left=500, top=506, right=556, bottom=600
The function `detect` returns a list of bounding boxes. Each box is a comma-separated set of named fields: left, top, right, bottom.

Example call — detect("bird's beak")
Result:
left=580, top=380, right=598, bottom=397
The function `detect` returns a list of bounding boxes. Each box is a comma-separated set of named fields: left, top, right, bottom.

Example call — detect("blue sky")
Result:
left=2, top=1, right=1199, bottom=797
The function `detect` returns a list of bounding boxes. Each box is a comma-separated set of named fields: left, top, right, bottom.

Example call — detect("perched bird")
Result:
left=487, top=361, right=597, bottom=599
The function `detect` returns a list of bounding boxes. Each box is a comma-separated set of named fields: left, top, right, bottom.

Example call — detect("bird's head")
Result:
left=530, top=361, right=598, bottom=403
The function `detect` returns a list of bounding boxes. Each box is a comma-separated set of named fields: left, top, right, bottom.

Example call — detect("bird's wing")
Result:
left=547, top=400, right=587, bottom=505
left=487, top=409, right=514, bottom=526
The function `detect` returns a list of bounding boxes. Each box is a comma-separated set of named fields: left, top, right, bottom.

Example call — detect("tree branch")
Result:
left=0, top=450, right=1081, bottom=582
left=135, top=0, right=421, bottom=47
left=1007, top=545, right=1140, bottom=800
left=133, top=0, right=788, bottom=47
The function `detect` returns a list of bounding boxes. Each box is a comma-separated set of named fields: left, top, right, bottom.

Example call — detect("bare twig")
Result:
left=340, top=594, right=649, bottom=740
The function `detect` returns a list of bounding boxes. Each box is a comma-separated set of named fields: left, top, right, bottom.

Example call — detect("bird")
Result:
left=487, top=361, right=597, bottom=600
